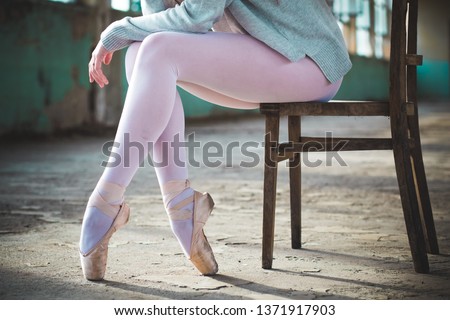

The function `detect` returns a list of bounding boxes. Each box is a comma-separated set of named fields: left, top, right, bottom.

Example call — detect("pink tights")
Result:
left=80, top=31, right=341, bottom=255
left=102, top=31, right=341, bottom=186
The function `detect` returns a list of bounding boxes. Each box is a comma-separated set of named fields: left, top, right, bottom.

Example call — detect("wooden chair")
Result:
left=259, top=0, right=439, bottom=274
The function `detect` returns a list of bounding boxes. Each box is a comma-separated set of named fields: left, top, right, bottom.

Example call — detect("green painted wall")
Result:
left=335, top=54, right=389, bottom=101
left=418, top=60, right=450, bottom=100
left=335, top=55, right=450, bottom=101
left=0, top=1, right=93, bottom=134
left=1, top=1, right=447, bottom=135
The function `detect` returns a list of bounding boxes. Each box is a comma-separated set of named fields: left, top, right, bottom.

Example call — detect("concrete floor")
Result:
left=0, top=102, right=449, bottom=300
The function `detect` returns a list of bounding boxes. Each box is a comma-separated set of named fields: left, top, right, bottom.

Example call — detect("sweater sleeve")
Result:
left=101, top=0, right=227, bottom=52
left=141, top=0, right=166, bottom=15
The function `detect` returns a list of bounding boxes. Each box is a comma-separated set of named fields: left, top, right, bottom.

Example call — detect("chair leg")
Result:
left=409, top=116, right=439, bottom=254
left=288, top=116, right=301, bottom=249
left=404, top=0, right=438, bottom=254
left=262, top=113, right=280, bottom=269
left=392, top=122, right=430, bottom=273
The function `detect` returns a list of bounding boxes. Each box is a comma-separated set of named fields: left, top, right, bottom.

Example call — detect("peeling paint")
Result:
left=44, top=85, right=90, bottom=131
left=0, top=1, right=103, bottom=134
left=2, top=0, right=446, bottom=136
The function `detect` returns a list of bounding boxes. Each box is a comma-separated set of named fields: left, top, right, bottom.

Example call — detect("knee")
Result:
left=138, top=32, right=177, bottom=64
left=125, top=42, right=142, bottom=82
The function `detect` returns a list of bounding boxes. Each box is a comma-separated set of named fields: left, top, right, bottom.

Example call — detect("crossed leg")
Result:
left=80, top=31, right=341, bottom=259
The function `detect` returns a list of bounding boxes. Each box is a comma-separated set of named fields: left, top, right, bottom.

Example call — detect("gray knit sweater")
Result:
left=101, top=0, right=351, bottom=83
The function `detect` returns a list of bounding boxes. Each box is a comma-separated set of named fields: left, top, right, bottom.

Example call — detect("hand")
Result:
left=89, top=41, right=114, bottom=88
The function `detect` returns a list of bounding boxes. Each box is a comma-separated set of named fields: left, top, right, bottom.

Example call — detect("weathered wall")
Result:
left=0, top=0, right=447, bottom=135
left=0, top=0, right=227, bottom=135
left=0, top=1, right=94, bottom=134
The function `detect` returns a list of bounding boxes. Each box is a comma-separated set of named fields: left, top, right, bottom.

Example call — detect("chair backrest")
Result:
left=389, top=0, right=420, bottom=118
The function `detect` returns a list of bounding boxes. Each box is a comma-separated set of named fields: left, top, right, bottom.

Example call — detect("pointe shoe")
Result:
left=162, top=180, right=218, bottom=276
left=80, top=192, right=130, bottom=281
left=188, top=191, right=218, bottom=275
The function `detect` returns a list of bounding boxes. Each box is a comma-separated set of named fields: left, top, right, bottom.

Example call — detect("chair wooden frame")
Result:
left=259, top=0, right=439, bottom=274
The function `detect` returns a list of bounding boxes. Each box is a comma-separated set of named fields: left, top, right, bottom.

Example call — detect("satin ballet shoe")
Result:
left=162, top=180, right=218, bottom=275
left=188, top=191, right=218, bottom=275
left=79, top=192, right=130, bottom=281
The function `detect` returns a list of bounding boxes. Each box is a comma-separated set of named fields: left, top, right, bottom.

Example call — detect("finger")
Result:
left=89, top=64, right=95, bottom=84
left=90, top=66, right=103, bottom=87
left=91, top=55, right=107, bottom=87
left=93, top=64, right=109, bottom=87
left=88, top=57, right=95, bottom=83
left=96, top=69, right=109, bottom=87
left=89, top=54, right=101, bottom=85
left=90, top=47, right=111, bottom=87
left=94, top=58, right=108, bottom=85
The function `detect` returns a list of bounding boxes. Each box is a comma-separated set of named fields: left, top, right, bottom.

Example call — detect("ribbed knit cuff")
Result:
left=100, top=19, right=135, bottom=52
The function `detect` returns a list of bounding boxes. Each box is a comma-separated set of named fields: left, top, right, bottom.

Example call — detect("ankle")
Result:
left=167, top=188, right=194, bottom=211
left=86, top=180, right=126, bottom=220
left=161, top=179, right=191, bottom=207
left=161, top=180, right=195, bottom=257
left=96, top=179, right=126, bottom=206
left=161, top=180, right=195, bottom=216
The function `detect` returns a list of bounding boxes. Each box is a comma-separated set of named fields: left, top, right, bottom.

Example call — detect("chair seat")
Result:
left=260, top=100, right=390, bottom=117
